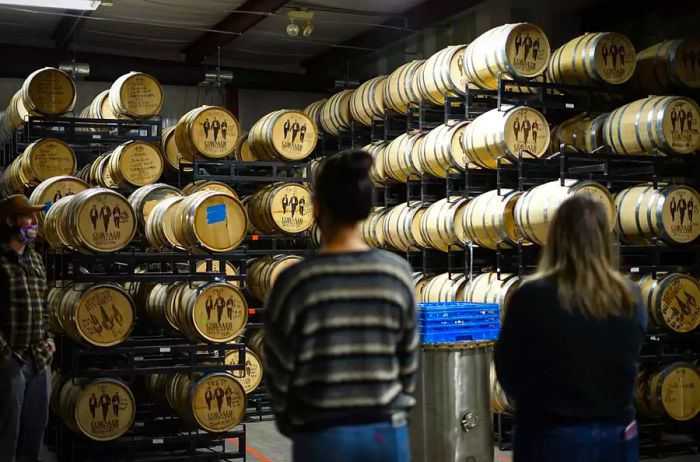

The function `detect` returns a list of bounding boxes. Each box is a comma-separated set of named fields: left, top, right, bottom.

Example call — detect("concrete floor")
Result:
left=242, top=419, right=700, bottom=462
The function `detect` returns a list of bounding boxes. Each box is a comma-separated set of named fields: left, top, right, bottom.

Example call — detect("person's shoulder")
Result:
left=370, top=249, right=413, bottom=273
left=514, top=275, right=557, bottom=299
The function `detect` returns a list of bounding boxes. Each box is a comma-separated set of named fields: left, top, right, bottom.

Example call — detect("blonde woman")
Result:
left=495, top=195, right=646, bottom=462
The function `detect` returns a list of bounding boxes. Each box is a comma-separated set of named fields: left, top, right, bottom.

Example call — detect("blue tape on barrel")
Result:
left=206, top=203, right=227, bottom=224
left=44, top=201, right=52, bottom=212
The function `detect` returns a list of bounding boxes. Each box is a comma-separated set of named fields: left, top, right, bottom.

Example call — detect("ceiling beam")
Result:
left=51, top=9, right=93, bottom=50
left=0, top=43, right=332, bottom=91
left=184, top=0, right=292, bottom=64
left=303, top=0, right=487, bottom=75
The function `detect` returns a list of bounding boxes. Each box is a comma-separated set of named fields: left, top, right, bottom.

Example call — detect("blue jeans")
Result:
left=514, top=422, right=639, bottom=462
left=292, top=422, right=410, bottom=462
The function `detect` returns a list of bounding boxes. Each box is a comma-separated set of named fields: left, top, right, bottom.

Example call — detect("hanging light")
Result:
left=286, top=20, right=299, bottom=37
left=287, top=10, right=314, bottom=38
left=302, top=21, right=313, bottom=37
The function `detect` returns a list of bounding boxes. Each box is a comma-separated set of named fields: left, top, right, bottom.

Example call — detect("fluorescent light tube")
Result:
left=0, top=0, right=102, bottom=10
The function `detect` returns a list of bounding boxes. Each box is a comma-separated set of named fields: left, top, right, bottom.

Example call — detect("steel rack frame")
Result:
left=370, top=111, right=408, bottom=142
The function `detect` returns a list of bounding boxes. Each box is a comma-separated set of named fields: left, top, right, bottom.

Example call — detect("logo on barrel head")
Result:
left=273, top=113, right=316, bottom=159
left=598, top=37, right=632, bottom=82
left=195, top=376, right=244, bottom=431
left=660, top=277, right=700, bottom=333
left=275, top=185, right=313, bottom=232
left=668, top=102, right=699, bottom=151
left=196, top=286, right=245, bottom=341
left=506, top=108, right=548, bottom=156
left=509, top=27, right=547, bottom=75
left=664, top=189, right=699, bottom=243
left=78, top=382, right=134, bottom=440
left=77, top=287, right=133, bottom=345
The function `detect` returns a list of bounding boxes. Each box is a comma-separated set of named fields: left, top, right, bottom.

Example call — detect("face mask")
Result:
left=18, top=224, right=38, bottom=243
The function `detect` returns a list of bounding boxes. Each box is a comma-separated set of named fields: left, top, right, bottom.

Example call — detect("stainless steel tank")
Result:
left=410, top=343, right=494, bottom=462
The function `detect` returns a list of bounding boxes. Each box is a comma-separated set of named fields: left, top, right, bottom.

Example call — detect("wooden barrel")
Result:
left=615, top=184, right=700, bottom=245
left=56, top=377, right=135, bottom=441
left=413, top=272, right=430, bottom=304
left=43, top=188, right=136, bottom=253
left=462, top=106, right=550, bottom=169
left=246, top=328, right=265, bottom=360
left=247, top=183, right=314, bottom=234
left=349, top=76, right=387, bottom=126
left=233, top=132, right=257, bottom=161
left=383, top=60, right=425, bottom=114
left=48, top=283, right=134, bottom=347
left=29, top=176, right=89, bottom=237
left=80, top=90, right=119, bottom=120
left=161, top=126, right=192, bottom=171
left=145, top=281, right=247, bottom=342
left=417, top=121, right=469, bottom=177
left=175, top=106, right=240, bottom=161
left=384, top=132, right=425, bottom=182
left=362, top=207, right=388, bottom=248
left=633, top=39, right=700, bottom=94
left=603, top=96, right=700, bottom=155
left=422, top=272, right=468, bottom=302
left=547, top=32, right=636, bottom=86
left=226, top=347, right=264, bottom=394
left=550, top=113, right=607, bottom=153
left=362, top=142, right=388, bottom=186
left=419, top=197, right=469, bottom=252
left=515, top=179, right=616, bottom=245
left=100, top=141, right=164, bottom=189
left=0, top=138, right=77, bottom=194
left=416, top=45, right=470, bottom=105
left=248, top=110, right=317, bottom=161
left=304, top=156, right=324, bottom=190
left=463, top=272, right=520, bottom=321
left=145, top=196, right=184, bottom=250
left=194, top=260, right=241, bottom=288
left=490, top=361, right=515, bottom=414
left=303, top=99, right=326, bottom=132
left=311, top=222, right=322, bottom=248
left=246, top=255, right=304, bottom=302
left=463, top=23, right=551, bottom=90
left=462, top=189, right=525, bottom=250
left=128, top=183, right=182, bottom=233
left=109, top=72, right=163, bottom=118
left=383, top=202, right=429, bottom=252
left=637, top=363, right=700, bottom=421
left=172, top=191, right=247, bottom=253
left=166, top=372, right=246, bottom=432
left=20, top=67, right=76, bottom=116
left=638, top=273, right=700, bottom=333
left=319, top=90, right=354, bottom=136
left=181, top=180, right=239, bottom=199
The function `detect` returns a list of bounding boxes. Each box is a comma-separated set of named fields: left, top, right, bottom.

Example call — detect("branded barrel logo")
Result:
left=663, top=188, right=699, bottom=243
left=659, top=276, right=700, bottom=333
left=272, top=112, right=316, bottom=159
left=194, top=285, right=246, bottom=342
left=677, top=42, right=700, bottom=86
left=76, top=381, right=134, bottom=440
left=194, top=108, right=239, bottom=157
left=505, top=108, right=548, bottom=156
left=666, top=101, right=700, bottom=152
left=81, top=195, right=134, bottom=250
left=193, top=375, right=245, bottom=432
left=272, top=185, right=313, bottom=233
left=597, top=36, right=633, bottom=83
left=508, top=26, right=548, bottom=76
left=76, top=287, right=133, bottom=346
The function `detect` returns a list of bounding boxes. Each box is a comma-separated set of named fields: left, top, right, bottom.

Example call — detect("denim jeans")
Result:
left=513, top=422, right=639, bottom=462
left=292, top=421, right=410, bottom=462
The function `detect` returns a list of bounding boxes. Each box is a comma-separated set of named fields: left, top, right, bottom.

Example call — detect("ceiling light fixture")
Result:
left=0, top=0, right=102, bottom=9
left=287, top=10, right=314, bottom=38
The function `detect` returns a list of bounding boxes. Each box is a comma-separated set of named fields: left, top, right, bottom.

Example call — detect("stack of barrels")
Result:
left=79, top=72, right=164, bottom=121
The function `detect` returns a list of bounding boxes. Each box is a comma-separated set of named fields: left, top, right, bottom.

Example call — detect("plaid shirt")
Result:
left=0, top=243, right=52, bottom=372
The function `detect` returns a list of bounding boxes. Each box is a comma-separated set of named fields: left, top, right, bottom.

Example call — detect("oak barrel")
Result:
left=383, top=202, right=430, bottom=252
left=637, top=363, right=700, bottom=421
left=226, top=347, right=264, bottom=394
left=615, top=184, right=700, bottom=245
left=29, top=175, right=89, bottom=237
left=79, top=90, right=119, bottom=120
left=248, top=110, right=317, bottom=161
left=181, top=180, right=239, bottom=199
left=175, top=106, right=240, bottom=160
left=550, top=113, right=607, bottom=153
left=515, top=180, right=616, bottom=245
left=418, top=121, right=470, bottom=177
left=362, top=207, right=388, bottom=248
left=247, top=183, right=314, bottom=235
left=383, top=60, right=425, bottom=114
left=547, top=32, right=637, bottom=86
left=462, top=189, right=525, bottom=250
left=109, top=72, right=163, bottom=118
left=90, top=141, right=163, bottom=189
left=638, top=273, right=700, bottom=334
left=416, top=45, right=470, bottom=105
left=362, top=142, right=388, bottom=186
left=603, top=96, right=700, bottom=155
left=48, top=283, right=134, bottom=347
left=0, top=138, right=77, bottom=194
left=161, top=126, right=192, bottom=171
left=303, top=99, right=326, bottom=131
left=319, top=90, right=354, bottom=136
left=233, top=131, right=257, bottom=161
left=632, top=39, right=700, bottom=94
left=419, top=197, right=469, bottom=252
left=384, top=132, right=425, bottom=182
left=463, top=272, right=520, bottom=320
left=462, top=106, right=550, bottom=169
left=246, top=255, right=304, bottom=302
left=422, top=272, right=468, bottom=303
left=349, top=76, right=387, bottom=126
left=413, top=272, right=430, bottom=304
left=128, top=183, right=182, bottom=233
left=463, top=23, right=551, bottom=90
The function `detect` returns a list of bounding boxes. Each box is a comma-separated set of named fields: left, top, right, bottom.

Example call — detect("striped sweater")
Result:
left=263, top=249, right=418, bottom=435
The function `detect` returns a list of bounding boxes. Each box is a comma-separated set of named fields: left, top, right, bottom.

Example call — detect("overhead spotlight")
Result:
left=302, top=21, right=313, bottom=37
left=286, top=21, right=300, bottom=37
left=287, top=10, right=314, bottom=38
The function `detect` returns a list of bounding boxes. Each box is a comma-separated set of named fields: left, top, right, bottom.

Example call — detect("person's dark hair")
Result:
left=315, top=149, right=373, bottom=224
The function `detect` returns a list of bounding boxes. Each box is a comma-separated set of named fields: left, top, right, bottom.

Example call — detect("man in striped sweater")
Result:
left=264, top=150, right=418, bottom=462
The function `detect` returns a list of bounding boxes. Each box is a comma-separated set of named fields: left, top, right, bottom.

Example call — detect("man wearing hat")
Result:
left=0, top=194, right=53, bottom=462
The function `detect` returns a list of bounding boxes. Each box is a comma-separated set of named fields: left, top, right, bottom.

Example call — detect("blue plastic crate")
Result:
left=420, top=328, right=500, bottom=344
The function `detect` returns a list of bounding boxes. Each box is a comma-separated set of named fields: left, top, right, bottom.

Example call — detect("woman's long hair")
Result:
left=532, top=194, right=636, bottom=319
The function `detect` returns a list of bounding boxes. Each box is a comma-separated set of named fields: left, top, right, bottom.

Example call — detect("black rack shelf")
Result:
left=189, top=159, right=310, bottom=187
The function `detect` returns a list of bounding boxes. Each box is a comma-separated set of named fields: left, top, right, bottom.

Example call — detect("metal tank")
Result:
left=410, top=343, right=494, bottom=462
